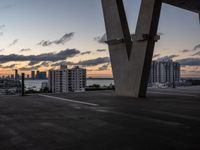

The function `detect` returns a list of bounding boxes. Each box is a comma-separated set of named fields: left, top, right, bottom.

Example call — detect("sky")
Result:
left=0, top=0, right=200, bottom=78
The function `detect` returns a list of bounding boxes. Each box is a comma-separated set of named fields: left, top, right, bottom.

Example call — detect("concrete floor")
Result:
left=0, top=86, right=200, bottom=150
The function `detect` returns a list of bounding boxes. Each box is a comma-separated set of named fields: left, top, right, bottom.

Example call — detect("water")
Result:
left=25, top=80, right=47, bottom=91
left=87, top=79, right=114, bottom=87
left=25, top=79, right=114, bottom=91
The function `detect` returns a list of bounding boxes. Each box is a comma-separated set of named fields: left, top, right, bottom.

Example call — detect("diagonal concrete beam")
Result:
left=101, top=0, right=133, bottom=98
left=102, top=0, right=162, bottom=97
left=199, top=13, right=200, bottom=24
left=102, top=0, right=132, bottom=58
left=130, top=0, right=163, bottom=97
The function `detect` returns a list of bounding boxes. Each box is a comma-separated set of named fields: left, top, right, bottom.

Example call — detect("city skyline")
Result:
left=0, top=69, right=47, bottom=79
left=0, top=0, right=200, bottom=78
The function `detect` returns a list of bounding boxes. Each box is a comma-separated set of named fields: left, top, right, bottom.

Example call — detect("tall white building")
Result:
left=48, top=65, right=86, bottom=93
left=149, top=57, right=180, bottom=85
left=68, top=66, right=86, bottom=92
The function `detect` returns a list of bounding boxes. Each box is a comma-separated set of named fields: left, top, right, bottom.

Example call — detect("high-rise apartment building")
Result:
left=31, top=71, right=35, bottom=80
left=48, top=68, right=69, bottom=93
left=15, top=69, right=19, bottom=80
left=68, top=66, right=86, bottom=92
left=36, top=71, right=40, bottom=79
left=11, top=75, right=14, bottom=79
left=39, top=72, right=47, bottom=79
left=48, top=66, right=86, bottom=93
left=35, top=71, right=47, bottom=80
left=149, top=58, right=180, bottom=85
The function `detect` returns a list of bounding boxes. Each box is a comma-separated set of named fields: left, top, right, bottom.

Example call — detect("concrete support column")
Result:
left=101, top=0, right=162, bottom=97
left=130, top=0, right=162, bottom=97
left=21, top=73, right=25, bottom=96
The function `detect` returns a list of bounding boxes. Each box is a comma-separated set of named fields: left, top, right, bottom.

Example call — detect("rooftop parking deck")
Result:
left=0, top=86, right=200, bottom=150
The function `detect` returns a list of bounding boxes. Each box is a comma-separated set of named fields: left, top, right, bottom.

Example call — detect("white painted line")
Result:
left=38, top=94, right=99, bottom=107
left=148, top=91, right=199, bottom=98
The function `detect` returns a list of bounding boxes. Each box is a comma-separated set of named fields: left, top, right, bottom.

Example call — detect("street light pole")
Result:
left=21, top=73, right=25, bottom=96
left=173, top=63, right=175, bottom=88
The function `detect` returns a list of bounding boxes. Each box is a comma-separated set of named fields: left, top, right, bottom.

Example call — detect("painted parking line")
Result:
left=148, top=91, right=199, bottom=98
left=38, top=94, right=99, bottom=107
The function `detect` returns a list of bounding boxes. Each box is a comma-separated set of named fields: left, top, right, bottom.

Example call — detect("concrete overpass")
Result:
left=101, top=0, right=200, bottom=98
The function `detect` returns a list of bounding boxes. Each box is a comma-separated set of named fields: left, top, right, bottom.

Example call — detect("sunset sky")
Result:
left=0, top=0, right=200, bottom=78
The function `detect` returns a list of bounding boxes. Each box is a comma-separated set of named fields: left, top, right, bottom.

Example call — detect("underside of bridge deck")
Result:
left=163, top=0, right=200, bottom=13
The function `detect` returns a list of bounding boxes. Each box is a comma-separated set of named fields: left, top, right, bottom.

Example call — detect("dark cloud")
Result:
left=28, top=61, right=40, bottom=66
left=20, top=62, right=50, bottom=71
left=0, top=64, right=15, bottom=69
left=156, top=55, right=179, bottom=60
left=192, top=51, right=200, bottom=56
left=193, top=44, right=200, bottom=51
left=179, top=43, right=200, bottom=53
left=177, top=58, right=200, bottom=66
left=80, top=51, right=91, bottom=55
left=168, top=55, right=179, bottom=59
left=153, top=54, right=160, bottom=58
left=51, top=61, right=75, bottom=67
left=51, top=61, right=67, bottom=67
left=181, top=49, right=190, bottom=53
left=0, top=49, right=80, bottom=63
left=94, top=34, right=107, bottom=44
left=77, top=57, right=110, bottom=66
left=37, top=41, right=51, bottom=47
left=98, top=64, right=110, bottom=71
left=40, top=61, right=50, bottom=67
left=19, top=66, right=40, bottom=71
left=51, top=57, right=110, bottom=68
left=20, top=48, right=31, bottom=52
left=8, top=39, right=18, bottom=47
left=97, top=49, right=107, bottom=52
left=38, top=32, right=74, bottom=47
